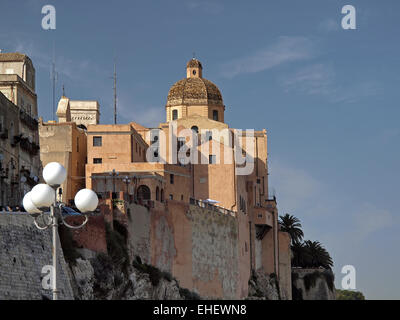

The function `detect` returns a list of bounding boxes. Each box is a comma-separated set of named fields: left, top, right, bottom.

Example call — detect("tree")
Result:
left=336, top=289, right=365, bottom=300
left=303, top=240, right=333, bottom=269
left=279, top=213, right=304, bottom=245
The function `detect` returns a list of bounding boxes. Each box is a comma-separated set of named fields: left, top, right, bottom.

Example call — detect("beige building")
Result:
left=38, top=95, right=98, bottom=204
left=56, top=96, right=100, bottom=128
left=0, top=53, right=40, bottom=207
left=84, top=59, right=291, bottom=299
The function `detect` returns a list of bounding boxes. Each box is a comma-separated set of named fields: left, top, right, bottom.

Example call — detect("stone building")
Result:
left=84, top=59, right=292, bottom=299
left=0, top=53, right=40, bottom=207
left=38, top=95, right=98, bottom=204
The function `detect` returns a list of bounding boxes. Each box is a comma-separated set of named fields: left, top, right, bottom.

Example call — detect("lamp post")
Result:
left=122, top=176, right=131, bottom=202
left=122, top=176, right=131, bottom=193
left=109, top=169, right=119, bottom=198
left=22, top=162, right=98, bottom=300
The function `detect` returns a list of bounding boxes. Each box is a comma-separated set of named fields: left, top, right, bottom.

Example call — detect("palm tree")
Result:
left=279, top=214, right=304, bottom=245
left=303, top=240, right=333, bottom=269
left=291, top=242, right=312, bottom=268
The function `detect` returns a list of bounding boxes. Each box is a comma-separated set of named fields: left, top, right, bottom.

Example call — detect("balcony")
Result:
left=252, top=206, right=273, bottom=227
left=20, top=137, right=40, bottom=155
left=19, top=110, right=38, bottom=130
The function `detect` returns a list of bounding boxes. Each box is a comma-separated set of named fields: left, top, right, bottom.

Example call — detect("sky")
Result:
left=1, top=0, right=399, bottom=299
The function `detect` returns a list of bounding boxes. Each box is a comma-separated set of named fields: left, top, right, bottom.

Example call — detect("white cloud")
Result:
left=280, top=63, right=335, bottom=96
left=220, top=36, right=315, bottom=78
left=280, top=63, right=381, bottom=104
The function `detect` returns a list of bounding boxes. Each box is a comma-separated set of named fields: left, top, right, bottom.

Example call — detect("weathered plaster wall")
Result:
left=278, top=231, right=292, bottom=300
left=0, top=213, right=74, bottom=300
left=189, top=204, right=239, bottom=299
left=126, top=203, right=151, bottom=264
left=126, top=200, right=241, bottom=299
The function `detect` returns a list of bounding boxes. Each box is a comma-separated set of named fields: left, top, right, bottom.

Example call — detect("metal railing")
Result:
left=189, top=198, right=236, bottom=217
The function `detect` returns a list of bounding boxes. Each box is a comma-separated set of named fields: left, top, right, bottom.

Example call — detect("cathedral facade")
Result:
left=82, top=59, right=292, bottom=299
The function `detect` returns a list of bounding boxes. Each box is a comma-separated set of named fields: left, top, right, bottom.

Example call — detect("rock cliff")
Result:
left=291, top=268, right=336, bottom=300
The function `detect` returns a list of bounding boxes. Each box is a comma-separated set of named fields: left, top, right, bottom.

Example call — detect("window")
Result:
left=206, top=131, right=212, bottom=141
left=93, top=136, right=102, bottom=147
left=191, top=126, right=199, bottom=134
left=213, top=110, right=218, bottom=121
left=156, top=187, right=160, bottom=201
left=169, top=194, right=173, bottom=200
left=93, top=158, right=102, bottom=164
left=193, top=70, right=196, bottom=75
left=209, top=155, right=216, bottom=164
left=170, top=174, right=174, bottom=184
left=161, top=189, right=164, bottom=202
left=172, top=110, right=178, bottom=120
left=181, top=194, right=184, bottom=201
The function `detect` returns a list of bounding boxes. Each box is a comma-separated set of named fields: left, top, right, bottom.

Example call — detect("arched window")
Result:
left=172, top=110, right=178, bottom=120
left=213, top=110, right=218, bottom=121
left=137, top=185, right=151, bottom=201
left=156, top=187, right=160, bottom=201
left=161, top=189, right=164, bottom=202
left=191, top=126, right=199, bottom=134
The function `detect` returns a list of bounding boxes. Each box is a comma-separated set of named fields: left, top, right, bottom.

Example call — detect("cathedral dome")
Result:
left=166, top=59, right=223, bottom=107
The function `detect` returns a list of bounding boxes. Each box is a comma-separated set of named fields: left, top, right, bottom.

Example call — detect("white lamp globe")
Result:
left=43, top=162, right=67, bottom=187
left=30, top=183, right=55, bottom=209
left=74, top=189, right=98, bottom=213
left=22, top=192, right=41, bottom=215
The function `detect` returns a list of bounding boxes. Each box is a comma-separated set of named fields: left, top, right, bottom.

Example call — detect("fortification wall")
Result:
left=126, top=200, right=240, bottom=299
left=0, top=213, right=74, bottom=300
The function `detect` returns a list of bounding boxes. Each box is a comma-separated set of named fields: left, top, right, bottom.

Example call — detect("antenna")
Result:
left=113, top=59, right=117, bottom=125
left=51, top=41, right=58, bottom=121
left=62, top=84, right=65, bottom=97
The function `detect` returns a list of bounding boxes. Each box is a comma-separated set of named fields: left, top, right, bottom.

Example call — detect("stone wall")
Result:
left=68, top=215, right=107, bottom=253
left=126, top=200, right=240, bottom=299
left=0, top=213, right=74, bottom=299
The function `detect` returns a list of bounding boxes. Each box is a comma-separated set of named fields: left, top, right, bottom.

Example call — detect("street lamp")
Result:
left=109, top=169, right=119, bottom=198
left=22, top=162, right=98, bottom=300
left=122, top=176, right=131, bottom=193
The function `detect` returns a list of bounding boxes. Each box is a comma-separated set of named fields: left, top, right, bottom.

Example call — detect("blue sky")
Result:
left=1, top=0, right=399, bottom=299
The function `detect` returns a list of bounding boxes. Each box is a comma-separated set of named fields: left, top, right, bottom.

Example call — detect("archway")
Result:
left=136, top=185, right=151, bottom=201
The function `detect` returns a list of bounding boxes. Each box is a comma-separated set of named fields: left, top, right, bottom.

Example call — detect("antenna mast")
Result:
left=113, top=60, right=117, bottom=124
left=51, top=42, right=57, bottom=121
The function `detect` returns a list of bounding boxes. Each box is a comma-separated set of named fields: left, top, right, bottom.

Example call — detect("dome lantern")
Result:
left=186, top=58, right=203, bottom=78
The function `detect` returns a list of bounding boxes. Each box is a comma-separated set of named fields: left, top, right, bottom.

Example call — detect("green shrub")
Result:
left=105, top=223, right=129, bottom=270
left=336, top=289, right=365, bottom=300
left=132, top=256, right=172, bottom=286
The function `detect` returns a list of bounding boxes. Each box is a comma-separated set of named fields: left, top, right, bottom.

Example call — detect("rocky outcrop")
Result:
left=292, top=268, right=336, bottom=300
left=247, top=269, right=287, bottom=300
left=68, top=253, right=194, bottom=300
